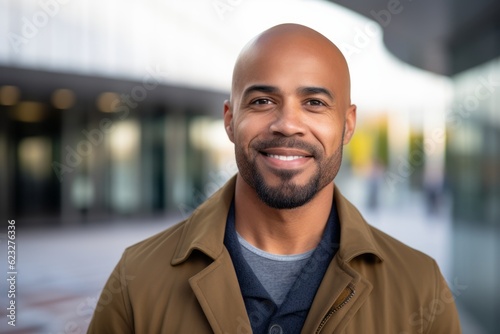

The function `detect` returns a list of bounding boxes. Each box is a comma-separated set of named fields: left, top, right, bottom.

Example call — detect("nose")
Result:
left=269, top=101, right=306, bottom=137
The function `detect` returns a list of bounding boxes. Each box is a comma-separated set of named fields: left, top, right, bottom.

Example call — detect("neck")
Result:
left=234, top=174, right=334, bottom=255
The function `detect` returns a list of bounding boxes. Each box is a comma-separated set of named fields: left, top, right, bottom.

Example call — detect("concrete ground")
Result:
left=0, top=199, right=487, bottom=333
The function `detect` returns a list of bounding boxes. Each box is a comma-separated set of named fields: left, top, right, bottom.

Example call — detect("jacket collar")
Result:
left=172, top=175, right=384, bottom=265
left=171, top=176, right=235, bottom=265
left=334, top=186, right=385, bottom=263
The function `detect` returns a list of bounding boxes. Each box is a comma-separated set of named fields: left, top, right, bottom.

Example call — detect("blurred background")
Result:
left=0, top=0, right=498, bottom=333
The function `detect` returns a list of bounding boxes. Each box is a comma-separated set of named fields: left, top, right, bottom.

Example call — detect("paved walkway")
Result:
left=0, top=218, right=178, bottom=334
left=0, top=202, right=487, bottom=333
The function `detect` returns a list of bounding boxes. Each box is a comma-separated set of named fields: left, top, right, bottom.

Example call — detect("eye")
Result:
left=251, top=98, right=274, bottom=105
left=250, top=98, right=273, bottom=105
left=306, top=99, right=326, bottom=107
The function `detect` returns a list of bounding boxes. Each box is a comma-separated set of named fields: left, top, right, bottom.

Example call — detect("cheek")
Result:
left=233, top=116, right=266, bottom=147
left=310, top=122, right=343, bottom=155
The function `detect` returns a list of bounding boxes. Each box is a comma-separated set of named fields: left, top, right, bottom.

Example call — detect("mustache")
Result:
left=252, top=137, right=320, bottom=157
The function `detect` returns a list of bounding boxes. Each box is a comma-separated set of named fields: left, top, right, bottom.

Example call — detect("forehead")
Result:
left=233, top=34, right=349, bottom=99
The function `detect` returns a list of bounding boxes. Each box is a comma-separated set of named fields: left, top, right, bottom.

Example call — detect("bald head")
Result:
left=231, top=24, right=351, bottom=109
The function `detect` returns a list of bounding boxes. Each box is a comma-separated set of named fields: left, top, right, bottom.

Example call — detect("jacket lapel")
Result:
left=189, top=248, right=251, bottom=334
left=171, top=176, right=251, bottom=333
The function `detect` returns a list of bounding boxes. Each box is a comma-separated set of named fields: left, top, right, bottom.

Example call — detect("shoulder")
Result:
left=121, top=176, right=235, bottom=269
left=364, top=225, right=461, bottom=332
left=367, top=224, right=436, bottom=270
left=111, top=218, right=208, bottom=301
left=353, top=223, right=444, bottom=309
left=334, top=187, right=436, bottom=273
left=353, top=222, right=442, bottom=295
left=121, top=220, right=187, bottom=269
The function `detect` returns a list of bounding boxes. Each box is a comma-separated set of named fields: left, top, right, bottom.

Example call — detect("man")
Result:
left=88, top=24, right=461, bottom=333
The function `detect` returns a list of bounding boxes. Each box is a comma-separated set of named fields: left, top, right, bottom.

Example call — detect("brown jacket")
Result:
left=87, top=177, right=461, bottom=333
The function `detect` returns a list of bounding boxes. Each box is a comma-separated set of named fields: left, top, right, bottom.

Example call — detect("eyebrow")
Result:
left=297, top=86, right=335, bottom=100
left=242, top=85, right=280, bottom=100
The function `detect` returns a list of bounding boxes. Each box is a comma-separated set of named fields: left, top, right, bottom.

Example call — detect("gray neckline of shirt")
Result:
left=236, top=232, right=315, bottom=262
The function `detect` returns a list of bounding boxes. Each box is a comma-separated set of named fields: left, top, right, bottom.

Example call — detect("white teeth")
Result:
left=267, top=154, right=304, bottom=161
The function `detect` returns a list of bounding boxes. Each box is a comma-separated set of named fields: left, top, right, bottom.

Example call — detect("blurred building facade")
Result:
left=447, top=57, right=500, bottom=332
left=335, top=0, right=500, bottom=331
left=0, top=66, right=230, bottom=225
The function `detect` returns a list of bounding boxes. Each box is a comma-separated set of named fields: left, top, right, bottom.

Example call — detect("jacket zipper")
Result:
left=315, top=284, right=356, bottom=334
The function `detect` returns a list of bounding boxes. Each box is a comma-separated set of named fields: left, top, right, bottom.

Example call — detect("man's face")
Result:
left=224, top=40, right=356, bottom=209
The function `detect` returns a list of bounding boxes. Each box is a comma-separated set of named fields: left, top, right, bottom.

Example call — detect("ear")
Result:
left=343, top=104, right=357, bottom=145
left=223, top=100, right=235, bottom=143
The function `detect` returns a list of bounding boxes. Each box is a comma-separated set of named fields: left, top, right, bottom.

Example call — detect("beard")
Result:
left=235, top=133, right=344, bottom=209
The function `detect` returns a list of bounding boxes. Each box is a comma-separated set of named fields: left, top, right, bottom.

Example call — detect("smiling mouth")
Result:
left=265, top=154, right=307, bottom=161
left=257, top=148, right=314, bottom=171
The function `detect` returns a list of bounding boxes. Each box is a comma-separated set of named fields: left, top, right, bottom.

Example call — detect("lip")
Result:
left=260, top=148, right=313, bottom=157
left=258, top=148, right=313, bottom=170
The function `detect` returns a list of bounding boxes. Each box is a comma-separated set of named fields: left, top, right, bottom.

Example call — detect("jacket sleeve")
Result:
left=87, top=254, right=134, bottom=334
left=425, top=261, right=462, bottom=334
